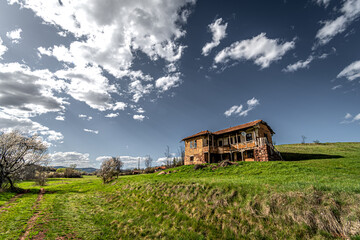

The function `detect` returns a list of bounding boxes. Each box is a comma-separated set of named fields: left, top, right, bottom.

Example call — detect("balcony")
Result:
left=204, top=137, right=270, bottom=154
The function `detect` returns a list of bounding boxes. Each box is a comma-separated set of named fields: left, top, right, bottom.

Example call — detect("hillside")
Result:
left=0, top=142, right=359, bottom=239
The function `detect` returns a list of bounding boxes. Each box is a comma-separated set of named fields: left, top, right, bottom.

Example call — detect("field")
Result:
left=0, top=142, right=360, bottom=239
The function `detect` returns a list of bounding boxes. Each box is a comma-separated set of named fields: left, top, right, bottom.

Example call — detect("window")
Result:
left=189, top=140, right=197, bottom=149
left=264, top=133, right=269, bottom=142
left=245, top=150, right=254, bottom=158
left=237, top=135, right=241, bottom=143
left=218, top=140, right=223, bottom=147
left=246, top=133, right=253, bottom=141
left=204, top=139, right=209, bottom=147
left=190, top=156, right=194, bottom=161
left=230, top=137, right=233, bottom=145
left=224, top=138, right=228, bottom=146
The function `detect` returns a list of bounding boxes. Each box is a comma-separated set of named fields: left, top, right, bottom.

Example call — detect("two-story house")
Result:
left=181, top=120, right=282, bottom=165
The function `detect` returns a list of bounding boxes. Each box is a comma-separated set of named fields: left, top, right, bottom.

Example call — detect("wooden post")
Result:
left=208, top=134, right=210, bottom=163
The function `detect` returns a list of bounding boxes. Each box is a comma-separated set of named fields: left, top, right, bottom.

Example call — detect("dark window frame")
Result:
left=246, top=133, right=253, bottom=142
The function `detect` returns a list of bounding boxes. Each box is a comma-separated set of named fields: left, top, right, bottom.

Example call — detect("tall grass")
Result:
left=0, top=142, right=359, bottom=239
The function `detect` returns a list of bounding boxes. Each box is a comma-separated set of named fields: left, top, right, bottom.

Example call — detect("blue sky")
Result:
left=0, top=0, right=359, bottom=168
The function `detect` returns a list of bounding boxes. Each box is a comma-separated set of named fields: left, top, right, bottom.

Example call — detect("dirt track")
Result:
left=19, top=188, right=45, bottom=240
left=0, top=193, right=25, bottom=213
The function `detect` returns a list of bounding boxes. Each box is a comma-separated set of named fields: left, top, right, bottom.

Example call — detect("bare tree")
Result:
left=0, top=131, right=47, bottom=190
left=144, top=155, right=153, bottom=169
left=178, top=146, right=185, bottom=166
left=301, top=135, right=307, bottom=144
left=164, top=145, right=171, bottom=167
left=99, top=156, right=124, bottom=183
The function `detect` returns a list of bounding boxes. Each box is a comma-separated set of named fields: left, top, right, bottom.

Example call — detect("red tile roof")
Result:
left=181, top=130, right=211, bottom=141
left=181, top=120, right=274, bottom=141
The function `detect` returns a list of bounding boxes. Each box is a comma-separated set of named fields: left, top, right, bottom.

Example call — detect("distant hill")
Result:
left=50, top=166, right=98, bottom=173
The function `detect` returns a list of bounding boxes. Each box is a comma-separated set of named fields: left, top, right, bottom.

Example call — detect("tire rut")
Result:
left=0, top=193, right=26, bottom=213
left=19, top=188, right=46, bottom=240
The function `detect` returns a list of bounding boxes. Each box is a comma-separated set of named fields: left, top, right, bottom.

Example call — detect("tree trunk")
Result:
left=7, top=176, right=15, bottom=191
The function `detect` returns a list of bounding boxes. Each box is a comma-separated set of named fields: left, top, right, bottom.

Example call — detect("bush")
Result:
left=34, top=170, right=47, bottom=186
left=144, top=167, right=155, bottom=174
left=194, top=164, right=206, bottom=170
left=63, top=168, right=82, bottom=178
left=99, top=157, right=123, bottom=183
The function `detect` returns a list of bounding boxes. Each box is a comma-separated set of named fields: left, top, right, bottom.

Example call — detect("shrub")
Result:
left=34, top=170, right=47, bottom=186
left=99, top=157, right=123, bottom=183
left=194, top=164, right=206, bottom=170
left=144, top=167, right=155, bottom=174
left=63, top=168, right=82, bottom=178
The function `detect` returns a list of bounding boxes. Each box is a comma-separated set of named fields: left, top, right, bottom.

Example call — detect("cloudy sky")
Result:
left=0, top=0, right=359, bottom=168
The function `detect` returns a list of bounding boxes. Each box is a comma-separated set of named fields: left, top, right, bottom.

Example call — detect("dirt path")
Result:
left=19, top=188, right=46, bottom=240
left=0, top=192, right=25, bottom=213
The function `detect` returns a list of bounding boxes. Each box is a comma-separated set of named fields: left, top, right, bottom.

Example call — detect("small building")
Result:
left=181, top=120, right=282, bottom=165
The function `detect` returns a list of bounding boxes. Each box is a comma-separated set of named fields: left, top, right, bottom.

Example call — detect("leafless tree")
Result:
left=178, top=146, right=185, bottom=165
left=301, top=135, right=307, bottom=144
left=164, top=145, right=171, bottom=167
left=144, top=155, right=153, bottom=169
left=99, top=156, right=124, bottom=183
left=0, top=131, right=48, bottom=190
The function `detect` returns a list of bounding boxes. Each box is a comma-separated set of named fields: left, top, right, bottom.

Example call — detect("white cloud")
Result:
left=55, top=65, right=119, bottom=111
left=0, top=111, right=63, bottom=143
left=315, top=0, right=360, bottom=47
left=95, top=156, right=111, bottom=162
left=202, top=18, right=228, bottom=56
left=345, top=113, right=353, bottom=119
left=6, top=0, right=197, bottom=115
left=0, top=37, right=8, bottom=58
left=314, top=0, right=331, bottom=7
left=283, top=48, right=335, bottom=73
left=155, top=73, right=181, bottom=92
left=136, top=107, right=145, bottom=113
left=50, top=153, right=146, bottom=168
left=96, top=155, right=149, bottom=168
left=337, top=60, right=360, bottom=81
left=6, top=28, right=22, bottom=43
left=341, top=112, right=360, bottom=124
left=214, top=33, right=295, bottom=69
left=84, top=128, right=99, bottom=134
left=105, top=113, right=119, bottom=118
left=354, top=113, right=360, bottom=121
left=133, top=114, right=145, bottom=121
left=156, top=154, right=179, bottom=164
left=15, top=0, right=195, bottom=104
left=332, top=85, right=342, bottom=90
left=224, top=97, right=260, bottom=117
left=0, top=62, right=66, bottom=144
left=112, top=102, right=127, bottom=111
left=0, top=62, right=67, bottom=118
left=78, top=114, right=92, bottom=121
left=128, top=80, right=153, bottom=102
left=55, top=115, right=65, bottom=121
left=283, top=56, right=314, bottom=72
left=49, top=152, right=93, bottom=168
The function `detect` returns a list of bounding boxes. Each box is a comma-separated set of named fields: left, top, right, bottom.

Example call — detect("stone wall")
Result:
left=255, top=145, right=282, bottom=161
left=254, top=145, right=270, bottom=162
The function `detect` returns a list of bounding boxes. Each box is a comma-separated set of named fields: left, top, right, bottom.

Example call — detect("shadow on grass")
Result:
left=281, top=152, right=343, bottom=161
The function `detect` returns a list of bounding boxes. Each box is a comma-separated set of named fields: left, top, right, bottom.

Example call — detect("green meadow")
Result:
left=0, top=142, right=360, bottom=239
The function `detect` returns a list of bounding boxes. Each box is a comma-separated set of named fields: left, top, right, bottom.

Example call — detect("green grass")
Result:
left=0, top=142, right=360, bottom=239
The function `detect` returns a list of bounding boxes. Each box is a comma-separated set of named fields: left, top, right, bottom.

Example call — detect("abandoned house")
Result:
left=181, top=120, right=282, bottom=165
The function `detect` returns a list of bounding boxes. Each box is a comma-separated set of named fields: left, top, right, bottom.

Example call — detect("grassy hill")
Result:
left=0, top=142, right=359, bottom=239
